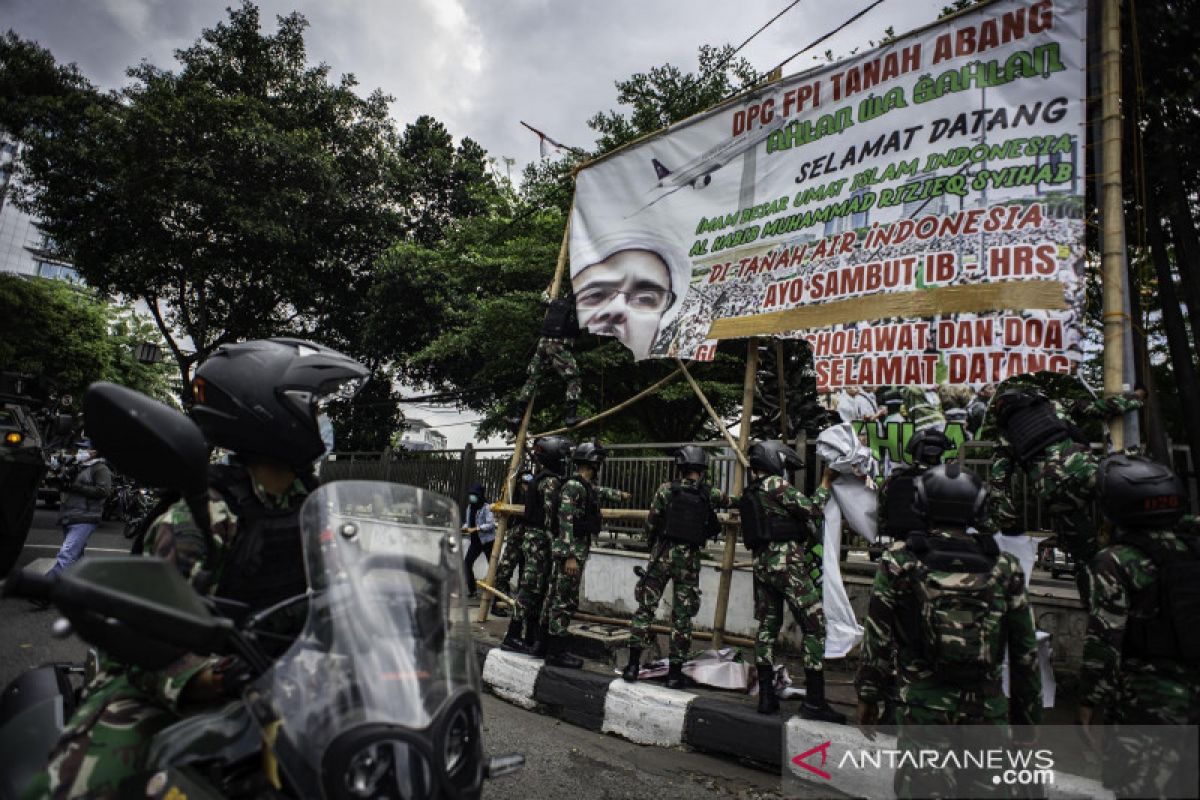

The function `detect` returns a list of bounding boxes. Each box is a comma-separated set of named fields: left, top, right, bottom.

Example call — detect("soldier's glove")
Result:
left=211, top=655, right=255, bottom=699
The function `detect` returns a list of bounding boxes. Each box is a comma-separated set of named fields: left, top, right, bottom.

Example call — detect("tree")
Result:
left=3, top=4, right=404, bottom=405
left=0, top=274, right=174, bottom=407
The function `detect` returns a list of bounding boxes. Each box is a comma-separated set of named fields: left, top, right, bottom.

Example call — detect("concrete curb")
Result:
left=475, top=642, right=787, bottom=768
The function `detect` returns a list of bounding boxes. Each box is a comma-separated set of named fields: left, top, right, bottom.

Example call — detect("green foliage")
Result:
left=0, top=274, right=174, bottom=407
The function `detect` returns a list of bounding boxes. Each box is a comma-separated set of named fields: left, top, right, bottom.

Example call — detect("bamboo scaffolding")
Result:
left=478, top=219, right=572, bottom=623
left=712, top=339, right=758, bottom=648
left=676, top=358, right=751, bottom=469
left=1100, top=0, right=1129, bottom=449
left=531, top=367, right=684, bottom=439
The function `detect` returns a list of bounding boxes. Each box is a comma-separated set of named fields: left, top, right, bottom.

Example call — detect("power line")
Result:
left=767, top=0, right=889, bottom=76
left=705, top=0, right=807, bottom=80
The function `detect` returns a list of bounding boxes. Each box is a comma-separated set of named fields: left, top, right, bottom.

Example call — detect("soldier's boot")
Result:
left=756, top=665, right=780, bottom=715
left=621, top=647, right=643, bottom=682
left=563, top=400, right=581, bottom=428
left=521, top=613, right=539, bottom=651
left=544, top=635, right=583, bottom=669
left=799, top=669, right=847, bottom=724
left=529, top=623, right=550, bottom=659
left=665, top=662, right=687, bottom=690
left=500, top=618, right=527, bottom=653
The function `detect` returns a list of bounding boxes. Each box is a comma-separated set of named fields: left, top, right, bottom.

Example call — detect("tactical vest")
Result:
left=541, top=298, right=580, bottom=339
left=882, top=467, right=926, bottom=538
left=561, top=476, right=601, bottom=542
left=663, top=482, right=720, bottom=546
left=738, top=482, right=805, bottom=551
left=211, top=464, right=310, bottom=613
left=904, top=532, right=1001, bottom=686
left=523, top=471, right=560, bottom=533
left=1119, top=532, right=1200, bottom=666
left=1000, top=394, right=1072, bottom=463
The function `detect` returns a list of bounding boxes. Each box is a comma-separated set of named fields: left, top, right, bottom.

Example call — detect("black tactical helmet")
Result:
left=906, top=428, right=952, bottom=466
left=1096, top=454, right=1186, bottom=529
left=531, top=435, right=573, bottom=474
left=992, top=386, right=1040, bottom=430
left=914, top=462, right=988, bottom=526
left=747, top=440, right=804, bottom=477
left=572, top=441, right=607, bottom=467
left=674, top=445, right=709, bottom=473
left=190, top=338, right=367, bottom=470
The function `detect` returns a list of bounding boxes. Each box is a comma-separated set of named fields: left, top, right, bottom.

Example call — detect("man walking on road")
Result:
left=47, top=439, right=111, bottom=578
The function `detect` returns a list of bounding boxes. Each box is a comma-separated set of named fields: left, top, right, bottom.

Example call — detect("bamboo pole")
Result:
left=573, top=611, right=756, bottom=649
left=712, top=339, right=758, bottom=648
left=677, top=359, right=750, bottom=469
left=531, top=367, right=683, bottom=438
left=1100, top=0, right=1128, bottom=450
left=476, top=580, right=517, bottom=607
left=478, top=218, right=573, bottom=623
left=774, top=340, right=789, bottom=440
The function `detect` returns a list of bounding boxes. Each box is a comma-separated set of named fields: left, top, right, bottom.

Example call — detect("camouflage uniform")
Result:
left=746, top=476, right=830, bottom=671
left=493, top=521, right=526, bottom=593
left=1080, top=523, right=1200, bottom=796
left=855, top=527, right=1042, bottom=798
left=541, top=474, right=624, bottom=637
left=26, top=479, right=307, bottom=800
left=901, top=385, right=944, bottom=433
left=986, top=392, right=1143, bottom=598
left=628, top=478, right=732, bottom=664
left=513, top=475, right=559, bottom=623
left=516, top=337, right=581, bottom=406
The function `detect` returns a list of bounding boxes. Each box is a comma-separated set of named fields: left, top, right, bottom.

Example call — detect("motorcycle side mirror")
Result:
left=54, top=556, right=235, bottom=669
left=82, top=383, right=207, bottom=495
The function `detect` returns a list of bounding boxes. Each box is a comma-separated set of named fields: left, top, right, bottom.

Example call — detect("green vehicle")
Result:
left=0, top=373, right=49, bottom=577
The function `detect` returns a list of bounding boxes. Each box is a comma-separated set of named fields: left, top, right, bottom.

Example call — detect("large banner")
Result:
left=570, top=0, right=1086, bottom=392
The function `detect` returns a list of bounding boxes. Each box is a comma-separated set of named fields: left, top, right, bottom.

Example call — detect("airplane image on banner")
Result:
left=632, top=112, right=789, bottom=215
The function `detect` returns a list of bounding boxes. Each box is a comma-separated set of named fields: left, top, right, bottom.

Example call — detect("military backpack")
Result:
left=1118, top=531, right=1200, bottom=666
left=906, top=532, right=1002, bottom=686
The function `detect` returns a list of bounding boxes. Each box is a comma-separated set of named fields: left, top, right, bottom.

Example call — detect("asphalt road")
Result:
left=1, top=508, right=816, bottom=799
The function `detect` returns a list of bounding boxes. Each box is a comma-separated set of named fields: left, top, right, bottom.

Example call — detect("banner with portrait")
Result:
left=570, top=0, right=1087, bottom=392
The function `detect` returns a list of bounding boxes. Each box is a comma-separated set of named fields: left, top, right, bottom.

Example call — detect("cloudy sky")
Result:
left=4, top=0, right=951, bottom=447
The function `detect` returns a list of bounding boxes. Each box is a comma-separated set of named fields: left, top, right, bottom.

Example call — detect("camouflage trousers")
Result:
left=628, top=540, right=703, bottom=663
left=752, top=539, right=826, bottom=671
left=1031, top=444, right=1100, bottom=600
left=514, top=526, right=552, bottom=622
left=893, top=707, right=1010, bottom=799
left=23, top=673, right=177, bottom=800
left=493, top=523, right=526, bottom=592
left=541, top=542, right=591, bottom=637
left=517, top=337, right=580, bottom=404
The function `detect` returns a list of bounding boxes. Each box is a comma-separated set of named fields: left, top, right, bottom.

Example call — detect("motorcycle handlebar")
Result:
left=2, top=569, right=56, bottom=602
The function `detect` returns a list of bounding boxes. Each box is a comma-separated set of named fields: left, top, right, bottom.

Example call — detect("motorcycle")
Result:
left=0, top=383, right=522, bottom=799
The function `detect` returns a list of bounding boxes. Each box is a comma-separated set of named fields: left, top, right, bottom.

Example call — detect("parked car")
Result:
left=1036, top=536, right=1076, bottom=580
left=0, top=374, right=48, bottom=575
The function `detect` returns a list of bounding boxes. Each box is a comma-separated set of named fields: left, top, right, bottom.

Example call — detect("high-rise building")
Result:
left=0, top=135, right=80, bottom=282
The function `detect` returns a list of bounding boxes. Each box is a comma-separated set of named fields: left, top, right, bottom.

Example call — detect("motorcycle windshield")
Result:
left=247, top=481, right=478, bottom=782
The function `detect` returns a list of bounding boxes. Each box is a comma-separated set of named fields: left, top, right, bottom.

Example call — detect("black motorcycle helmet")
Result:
left=572, top=441, right=607, bottom=469
left=914, top=463, right=988, bottom=526
left=747, top=440, right=803, bottom=477
left=189, top=338, right=368, bottom=471
left=531, top=435, right=573, bottom=474
left=1096, top=454, right=1186, bottom=529
left=906, top=428, right=952, bottom=467
left=674, top=445, right=709, bottom=474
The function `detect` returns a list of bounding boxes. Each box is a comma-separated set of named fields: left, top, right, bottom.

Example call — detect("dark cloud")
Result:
left=3, top=0, right=943, bottom=171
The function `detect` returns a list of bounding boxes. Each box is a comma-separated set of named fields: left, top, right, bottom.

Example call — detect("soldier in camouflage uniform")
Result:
left=901, top=384, right=945, bottom=434
left=623, top=446, right=734, bottom=688
left=856, top=463, right=1042, bottom=799
left=26, top=339, right=367, bottom=800
left=1079, top=455, right=1200, bottom=797
left=539, top=441, right=629, bottom=668
left=986, top=380, right=1144, bottom=602
left=739, top=440, right=843, bottom=721
left=508, top=295, right=582, bottom=427
left=490, top=469, right=533, bottom=618
left=501, top=438, right=572, bottom=654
